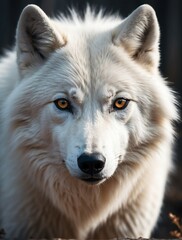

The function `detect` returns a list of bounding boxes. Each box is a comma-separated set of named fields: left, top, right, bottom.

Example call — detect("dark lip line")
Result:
left=81, top=177, right=106, bottom=182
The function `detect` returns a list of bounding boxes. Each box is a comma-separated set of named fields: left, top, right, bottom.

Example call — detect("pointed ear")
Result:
left=113, top=5, right=160, bottom=71
left=16, top=5, right=66, bottom=77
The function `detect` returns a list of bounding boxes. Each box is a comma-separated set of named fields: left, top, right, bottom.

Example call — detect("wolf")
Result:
left=0, top=3, right=177, bottom=239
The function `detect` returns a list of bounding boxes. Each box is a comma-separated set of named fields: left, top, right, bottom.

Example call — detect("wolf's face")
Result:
left=4, top=48, right=159, bottom=186
left=7, top=44, right=139, bottom=185
left=42, top=47, right=137, bottom=183
left=3, top=5, right=176, bottom=187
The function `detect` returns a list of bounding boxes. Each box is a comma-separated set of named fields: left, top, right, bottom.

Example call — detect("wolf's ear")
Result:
left=113, top=5, right=160, bottom=71
left=16, top=5, right=66, bottom=77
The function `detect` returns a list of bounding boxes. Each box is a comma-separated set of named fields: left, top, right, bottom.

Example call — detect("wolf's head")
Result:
left=4, top=5, right=177, bottom=189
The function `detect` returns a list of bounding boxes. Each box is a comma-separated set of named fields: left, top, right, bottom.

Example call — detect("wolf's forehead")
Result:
left=47, top=32, right=138, bottom=98
left=53, top=42, right=115, bottom=84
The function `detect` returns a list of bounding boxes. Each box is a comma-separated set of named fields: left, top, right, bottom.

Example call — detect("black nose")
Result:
left=77, top=152, right=106, bottom=175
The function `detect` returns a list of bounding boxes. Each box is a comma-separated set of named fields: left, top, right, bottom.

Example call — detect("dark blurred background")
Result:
left=0, top=0, right=181, bottom=238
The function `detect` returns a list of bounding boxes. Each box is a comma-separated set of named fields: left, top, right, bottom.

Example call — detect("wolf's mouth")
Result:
left=81, top=177, right=106, bottom=185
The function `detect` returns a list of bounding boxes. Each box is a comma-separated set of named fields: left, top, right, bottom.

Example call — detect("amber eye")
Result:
left=54, top=98, right=70, bottom=110
left=113, top=98, right=129, bottom=110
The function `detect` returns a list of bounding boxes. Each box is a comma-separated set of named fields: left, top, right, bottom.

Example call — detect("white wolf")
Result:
left=0, top=4, right=177, bottom=239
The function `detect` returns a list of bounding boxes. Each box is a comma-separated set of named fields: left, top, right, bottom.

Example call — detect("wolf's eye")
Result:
left=113, top=98, right=129, bottom=110
left=54, top=98, right=70, bottom=110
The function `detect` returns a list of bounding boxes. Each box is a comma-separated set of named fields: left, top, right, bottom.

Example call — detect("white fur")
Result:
left=0, top=4, right=177, bottom=239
